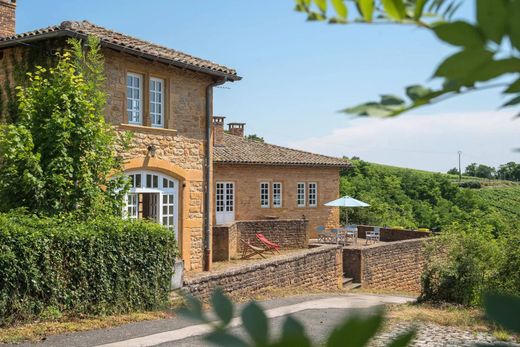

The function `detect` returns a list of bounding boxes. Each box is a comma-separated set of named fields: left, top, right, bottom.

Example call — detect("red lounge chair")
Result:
left=255, top=233, right=281, bottom=254
left=240, top=239, right=267, bottom=259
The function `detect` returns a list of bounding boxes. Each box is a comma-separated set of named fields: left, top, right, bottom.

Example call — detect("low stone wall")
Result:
left=186, top=245, right=343, bottom=301
left=356, top=225, right=431, bottom=242
left=343, top=238, right=429, bottom=293
left=213, top=219, right=308, bottom=262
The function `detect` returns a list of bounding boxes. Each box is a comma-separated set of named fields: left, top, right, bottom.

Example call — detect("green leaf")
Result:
left=326, top=310, right=384, bottom=347
left=406, top=85, right=433, bottom=101
left=387, top=330, right=416, bottom=347
left=509, top=0, right=520, bottom=50
left=358, top=0, right=374, bottom=22
left=272, top=316, right=312, bottom=347
left=434, top=49, right=494, bottom=81
left=476, top=0, right=508, bottom=43
left=502, top=94, right=520, bottom=107
left=471, top=58, right=520, bottom=82
left=484, top=293, right=520, bottom=333
left=314, top=0, right=327, bottom=13
left=205, top=331, right=250, bottom=347
left=505, top=78, right=520, bottom=94
left=381, top=94, right=405, bottom=106
left=381, top=0, right=406, bottom=20
left=211, top=288, right=234, bottom=326
left=414, top=0, right=427, bottom=20
left=241, top=302, right=268, bottom=346
left=433, top=21, right=484, bottom=47
left=332, top=0, right=348, bottom=19
left=179, top=295, right=205, bottom=321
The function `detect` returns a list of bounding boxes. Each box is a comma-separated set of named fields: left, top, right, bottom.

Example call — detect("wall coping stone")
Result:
left=185, top=244, right=341, bottom=285
left=344, top=237, right=432, bottom=251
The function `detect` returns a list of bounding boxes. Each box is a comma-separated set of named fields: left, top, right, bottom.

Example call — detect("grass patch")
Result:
left=0, top=311, right=173, bottom=344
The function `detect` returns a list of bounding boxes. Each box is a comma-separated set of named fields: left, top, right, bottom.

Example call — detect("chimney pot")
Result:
left=213, top=116, right=225, bottom=146
left=228, top=123, right=245, bottom=137
left=0, top=0, right=16, bottom=38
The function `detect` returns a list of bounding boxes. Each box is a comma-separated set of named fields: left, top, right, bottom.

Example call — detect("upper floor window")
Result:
left=297, top=182, right=306, bottom=207
left=273, top=182, right=282, bottom=208
left=260, top=182, right=270, bottom=208
left=150, top=77, right=164, bottom=128
left=127, top=73, right=142, bottom=125
left=308, top=182, right=318, bottom=207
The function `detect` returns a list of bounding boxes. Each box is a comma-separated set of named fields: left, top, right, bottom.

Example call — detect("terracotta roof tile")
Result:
left=214, top=133, right=349, bottom=167
left=0, top=20, right=239, bottom=80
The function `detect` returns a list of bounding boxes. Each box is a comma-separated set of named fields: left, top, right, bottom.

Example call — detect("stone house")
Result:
left=0, top=1, right=347, bottom=271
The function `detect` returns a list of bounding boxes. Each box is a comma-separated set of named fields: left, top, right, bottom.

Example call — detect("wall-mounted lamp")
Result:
left=147, top=145, right=157, bottom=157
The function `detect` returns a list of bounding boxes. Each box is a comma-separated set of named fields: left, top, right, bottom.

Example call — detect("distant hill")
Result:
left=340, top=159, right=519, bottom=233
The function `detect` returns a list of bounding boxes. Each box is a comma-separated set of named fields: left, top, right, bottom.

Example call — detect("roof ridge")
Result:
left=59, top=20, right=234, bottom=73
left=224, top=133, right=348, bottom=162
left=0, top=20, right=239, bottom=79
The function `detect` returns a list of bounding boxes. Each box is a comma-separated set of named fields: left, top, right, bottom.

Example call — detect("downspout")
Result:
left=204, top=77, right=227, bottom=271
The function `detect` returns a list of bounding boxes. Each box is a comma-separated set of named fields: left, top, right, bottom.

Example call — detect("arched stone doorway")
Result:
left=123, top=170, right=180, bottom=241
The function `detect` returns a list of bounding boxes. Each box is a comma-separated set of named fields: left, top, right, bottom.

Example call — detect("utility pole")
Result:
left=458, top=150, right=462, bottom=182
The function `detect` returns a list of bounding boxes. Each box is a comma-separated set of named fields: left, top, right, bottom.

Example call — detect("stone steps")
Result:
left=342, top=276, right=361, bottom=290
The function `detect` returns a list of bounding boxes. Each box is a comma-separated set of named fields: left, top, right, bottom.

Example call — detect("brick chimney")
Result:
left=213, top=116, right=225, bottom=146
left=228, top=123, right=245, bottom=137
left=0, top=0, right=16, bottom=38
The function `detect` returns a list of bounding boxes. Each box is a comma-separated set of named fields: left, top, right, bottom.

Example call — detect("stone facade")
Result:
left=212, top=219, right=309, bottom=262
left=213, top=164, right=340, bottom=237
left=343, top=238, right=429, bottom=293
left=184, top=245, right=343, bottom=301
left=0, top=0, right=15, bottom=38
left=103, top=48, right=215, bottom=271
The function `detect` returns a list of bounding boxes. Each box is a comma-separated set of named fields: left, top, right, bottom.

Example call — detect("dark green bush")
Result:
left=420, top=222, right=500, bottom=306
left=0, top=211, right=177, bottom=325
left=458, top=181, right=482, bottom=189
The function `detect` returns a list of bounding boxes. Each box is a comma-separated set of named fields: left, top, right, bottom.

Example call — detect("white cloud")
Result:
left=288, top=111, right=520, bottom=172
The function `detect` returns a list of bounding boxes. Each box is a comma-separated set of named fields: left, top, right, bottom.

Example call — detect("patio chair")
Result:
left=329, top=228, right=343, bottom=245
left=316, top=226, right=332, bottom=243
left=365, top=226, right=380, bottom=244
left=240, top=239, right=267, bottom=259
left=255, top=233, right=281, bottom=254
left=345, top=225, right=358, bottom=245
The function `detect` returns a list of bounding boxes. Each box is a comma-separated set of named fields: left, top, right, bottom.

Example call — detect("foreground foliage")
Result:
left=0, top=36, right=129, bottom=217
left=0, top=211, right=177, bottom=326
left=182, top=289, right=519, bottom=347
left=295, top=0, right=520, bottom=119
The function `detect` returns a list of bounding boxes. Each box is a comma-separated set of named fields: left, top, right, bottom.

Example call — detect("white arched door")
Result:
left=123, top=170, right=179, bottom=241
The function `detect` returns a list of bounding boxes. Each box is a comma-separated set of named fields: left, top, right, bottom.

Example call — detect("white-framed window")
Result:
left=127, top=73, right=142, bottom=124
left=297, top=182, right=306, bottom=207
left=308, top=182, right=318, bottom=207
left=260, top=182, right=270, bottom=208
left=150, top=77, right=164, bottom=128
left=125, top=193, right=138, bottom=219
left=273, top=182, right=282, bottom=208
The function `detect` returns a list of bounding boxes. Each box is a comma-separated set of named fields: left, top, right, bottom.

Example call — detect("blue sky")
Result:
left=17, top=0, right=520, bottom=172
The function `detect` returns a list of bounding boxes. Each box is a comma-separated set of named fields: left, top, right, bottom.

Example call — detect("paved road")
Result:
left=13, top=293, right=413, bottom=347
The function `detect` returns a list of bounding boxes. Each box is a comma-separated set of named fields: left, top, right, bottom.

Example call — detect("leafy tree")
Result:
left=447, top=167, right=459, bottom=175
left=497, top=161, right=520, bottom=181
left=464, top=162, right=496, bottom=179
left=294, top=0, right=520, bottom=118
left=0, top=36, right=129, bottom=217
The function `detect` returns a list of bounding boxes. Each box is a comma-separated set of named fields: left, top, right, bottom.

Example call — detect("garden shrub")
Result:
left=458, top=181, right=482, bottom=189
left=0, top=210, right=177, bottom=326
left=420, top=222, right=500, bottom=306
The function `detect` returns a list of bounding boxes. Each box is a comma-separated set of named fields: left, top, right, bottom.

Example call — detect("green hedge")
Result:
left=0, top=211, right=178, bottom=325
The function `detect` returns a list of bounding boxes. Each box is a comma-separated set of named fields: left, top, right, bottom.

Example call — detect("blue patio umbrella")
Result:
left=325, top=196, right=370, bottom=226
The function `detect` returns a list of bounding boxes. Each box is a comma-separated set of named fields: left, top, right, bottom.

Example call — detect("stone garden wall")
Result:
left=343, top=238, right=429, bottom=293
left=356, top=225, right=431, bottom=242
left=185, top=245, right=343, bottom=301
